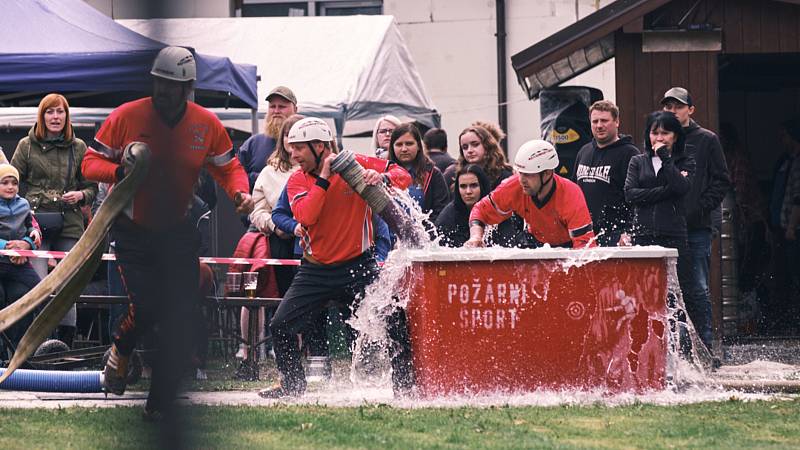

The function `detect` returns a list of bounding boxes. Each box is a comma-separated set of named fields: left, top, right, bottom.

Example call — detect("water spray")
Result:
left=330, top=150, right=424, bottom=248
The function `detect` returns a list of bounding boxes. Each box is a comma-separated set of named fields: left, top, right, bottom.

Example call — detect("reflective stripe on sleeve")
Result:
left=489, top=194, right=513, bottom=216
left=290, top=191, right=308, bottom=206
left=205, top=149, right=236, bottom=166
left=90, top=139, right=122, bottom=160
left=569, top=222, right=594, bottom=238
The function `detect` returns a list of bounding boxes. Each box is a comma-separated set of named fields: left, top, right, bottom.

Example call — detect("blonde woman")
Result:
left=237, top=114, right=303, bottom=361
left=369, top=115, right=401, bottom=159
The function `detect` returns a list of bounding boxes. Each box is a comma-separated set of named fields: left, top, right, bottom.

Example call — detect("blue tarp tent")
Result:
left=0, top=0, right=258, bottom=109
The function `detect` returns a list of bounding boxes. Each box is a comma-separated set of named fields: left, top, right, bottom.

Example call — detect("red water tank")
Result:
left=405, top=247, right=676, bottom=396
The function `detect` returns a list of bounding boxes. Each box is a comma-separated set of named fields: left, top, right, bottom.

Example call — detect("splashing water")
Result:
left=330, top=189, right=796, bottom=405
left=348, top=188, right=437, bottom=387
left=663, top=258, right=714, bottom=389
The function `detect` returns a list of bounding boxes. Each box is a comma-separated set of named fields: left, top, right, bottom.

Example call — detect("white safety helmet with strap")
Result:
left=287, top=117, right=334, bottom=169
left=287, top=117, right=333, bottom=144
left=514, top=139, right=559, bottom=174
left=150, top=46, right=197, bottom=82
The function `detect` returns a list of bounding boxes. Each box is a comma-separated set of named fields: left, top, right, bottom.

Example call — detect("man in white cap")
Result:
left=83, top=46, right=253, bottom=422
left=465, top=139, right=596, bottom=249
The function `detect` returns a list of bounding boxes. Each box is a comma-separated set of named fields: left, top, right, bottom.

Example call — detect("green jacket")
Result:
left=11, top=126, right=98, bottom=240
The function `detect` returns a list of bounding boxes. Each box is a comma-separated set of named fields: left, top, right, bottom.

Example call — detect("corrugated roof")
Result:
left=510, top=0, right=671, bottom=99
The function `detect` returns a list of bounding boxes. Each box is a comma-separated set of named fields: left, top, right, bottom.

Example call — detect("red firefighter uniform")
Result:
left=470, top=173, right=596, bottom=248
left=286, top=154, right=411, bottom=264
left=82, top=98, right=248, bottom=228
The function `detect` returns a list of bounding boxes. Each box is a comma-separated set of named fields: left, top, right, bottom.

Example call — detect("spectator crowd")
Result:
left=10, top=48, right=800, bottom=416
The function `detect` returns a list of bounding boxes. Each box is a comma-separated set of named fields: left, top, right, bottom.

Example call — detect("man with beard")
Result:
left=83, top=47, right=253, bottom=430
left=238, top=86, right=298, bottom=191
left=465, top=140, right=596, bottom=249
left=574, top=100, right=640, bottom=246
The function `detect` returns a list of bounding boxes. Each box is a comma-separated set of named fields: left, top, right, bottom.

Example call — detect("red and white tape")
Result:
left=0, top=249, right=301, bottom=266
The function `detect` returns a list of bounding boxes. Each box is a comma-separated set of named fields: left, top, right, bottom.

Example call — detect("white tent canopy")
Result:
left=120, top=16, right=439, bottom=135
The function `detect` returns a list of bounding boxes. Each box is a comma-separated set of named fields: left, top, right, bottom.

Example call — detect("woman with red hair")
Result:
left=11, top=93, right=98, bottom=346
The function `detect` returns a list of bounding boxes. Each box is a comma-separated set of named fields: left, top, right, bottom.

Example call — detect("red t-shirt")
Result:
left=470, top=174, right=596, bottom=248
left=82, top=98, right=248, bottom=229
left=287, top=154, right=411, bottom=264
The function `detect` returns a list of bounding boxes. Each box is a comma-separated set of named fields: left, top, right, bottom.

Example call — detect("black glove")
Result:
left=115, top=151, right=135, bottom=181
left=116, top=142, right=144, bottom=181
left=114, top=164, right=127, bottom=182
left=655, top=145, right=671, bottom=161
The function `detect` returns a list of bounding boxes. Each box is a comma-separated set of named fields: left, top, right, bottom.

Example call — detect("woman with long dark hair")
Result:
left=436, top=164, right=489, bottom=247
left=388, top=123, right=449, bottom=223
left=443, top=123, right=513, bottom=191
left=436, top=164, right=521, bottom=248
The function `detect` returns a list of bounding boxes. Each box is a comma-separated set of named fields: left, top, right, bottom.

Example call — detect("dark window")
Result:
left=241, top=1, right=381, bottom=17
left=318, top=2, right=382, bottom=16
left=242, top=2, right=308, bottom=17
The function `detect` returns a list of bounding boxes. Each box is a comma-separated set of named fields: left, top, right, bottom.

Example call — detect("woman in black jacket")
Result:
left=436, top=164, right=489, bottom=247
left=625, top=111, right=696, bottom=241
left=625, top=111, right=702, bottom=351
left=436, top=164, right=518, bottom=247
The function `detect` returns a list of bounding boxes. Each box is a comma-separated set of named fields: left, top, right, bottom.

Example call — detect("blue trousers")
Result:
left=687, top=229, right=714, bottom=348
left=0, top=261, right=41, bottom=351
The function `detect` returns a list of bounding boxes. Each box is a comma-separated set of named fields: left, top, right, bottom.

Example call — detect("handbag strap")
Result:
left=65, top=144, right=74, bottom=192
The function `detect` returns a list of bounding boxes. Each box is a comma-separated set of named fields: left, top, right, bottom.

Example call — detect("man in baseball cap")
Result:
left=266, top=85, right=297, bottom=105
left=661, top=87, right=696, bottom=130
left=660, top=86, right=730, bottom=353
left=237, top=86, right=299, bottom=191
left=661, top=87, right=693, bottom=107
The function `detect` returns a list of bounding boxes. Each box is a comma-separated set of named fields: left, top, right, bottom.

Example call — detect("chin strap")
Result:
left=537, top=172, right=553, bottom=197
left=308, top=142, right=324, bottom=172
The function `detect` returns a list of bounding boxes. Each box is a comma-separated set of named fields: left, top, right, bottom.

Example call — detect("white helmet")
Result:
left=514, top=139, right=559, bottom=174
left=287, top=118, right=333, bottom=144
left=150, top=46, right=196, bottom=82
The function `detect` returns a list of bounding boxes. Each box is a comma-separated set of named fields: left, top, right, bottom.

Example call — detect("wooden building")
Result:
left=512, top=0, right=800, bottom=339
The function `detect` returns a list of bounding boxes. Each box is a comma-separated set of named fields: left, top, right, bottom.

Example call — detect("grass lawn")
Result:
left=0, top=398, right=798, bottom=449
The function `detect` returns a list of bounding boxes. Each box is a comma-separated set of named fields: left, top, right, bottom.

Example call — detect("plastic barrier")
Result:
left=0, top=368, right=102, bottom=393
left=0, top=248, right=301, bottom=266
left=404, top=246, right=677, bottom=396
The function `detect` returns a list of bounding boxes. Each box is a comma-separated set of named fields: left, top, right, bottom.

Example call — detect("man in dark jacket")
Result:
left=423, top=128, right=455, bottom=174
left=237, top=86, right=298, bottom=191
left=769, top=120, right=800, bottom=332
left=661, top=87, right=731, bottom=348
left=574, top=100, right=639, bottom=246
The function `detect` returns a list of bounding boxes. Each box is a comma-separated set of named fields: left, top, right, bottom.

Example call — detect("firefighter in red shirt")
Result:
left=82, top=47, right=253, bottom=420
left=258, top=117, right=415, bottom=398
left=465, top=139, right=596, bottom=248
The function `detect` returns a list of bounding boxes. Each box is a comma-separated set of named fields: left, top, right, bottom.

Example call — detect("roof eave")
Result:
left=511, top=0, right=671, bottom=81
